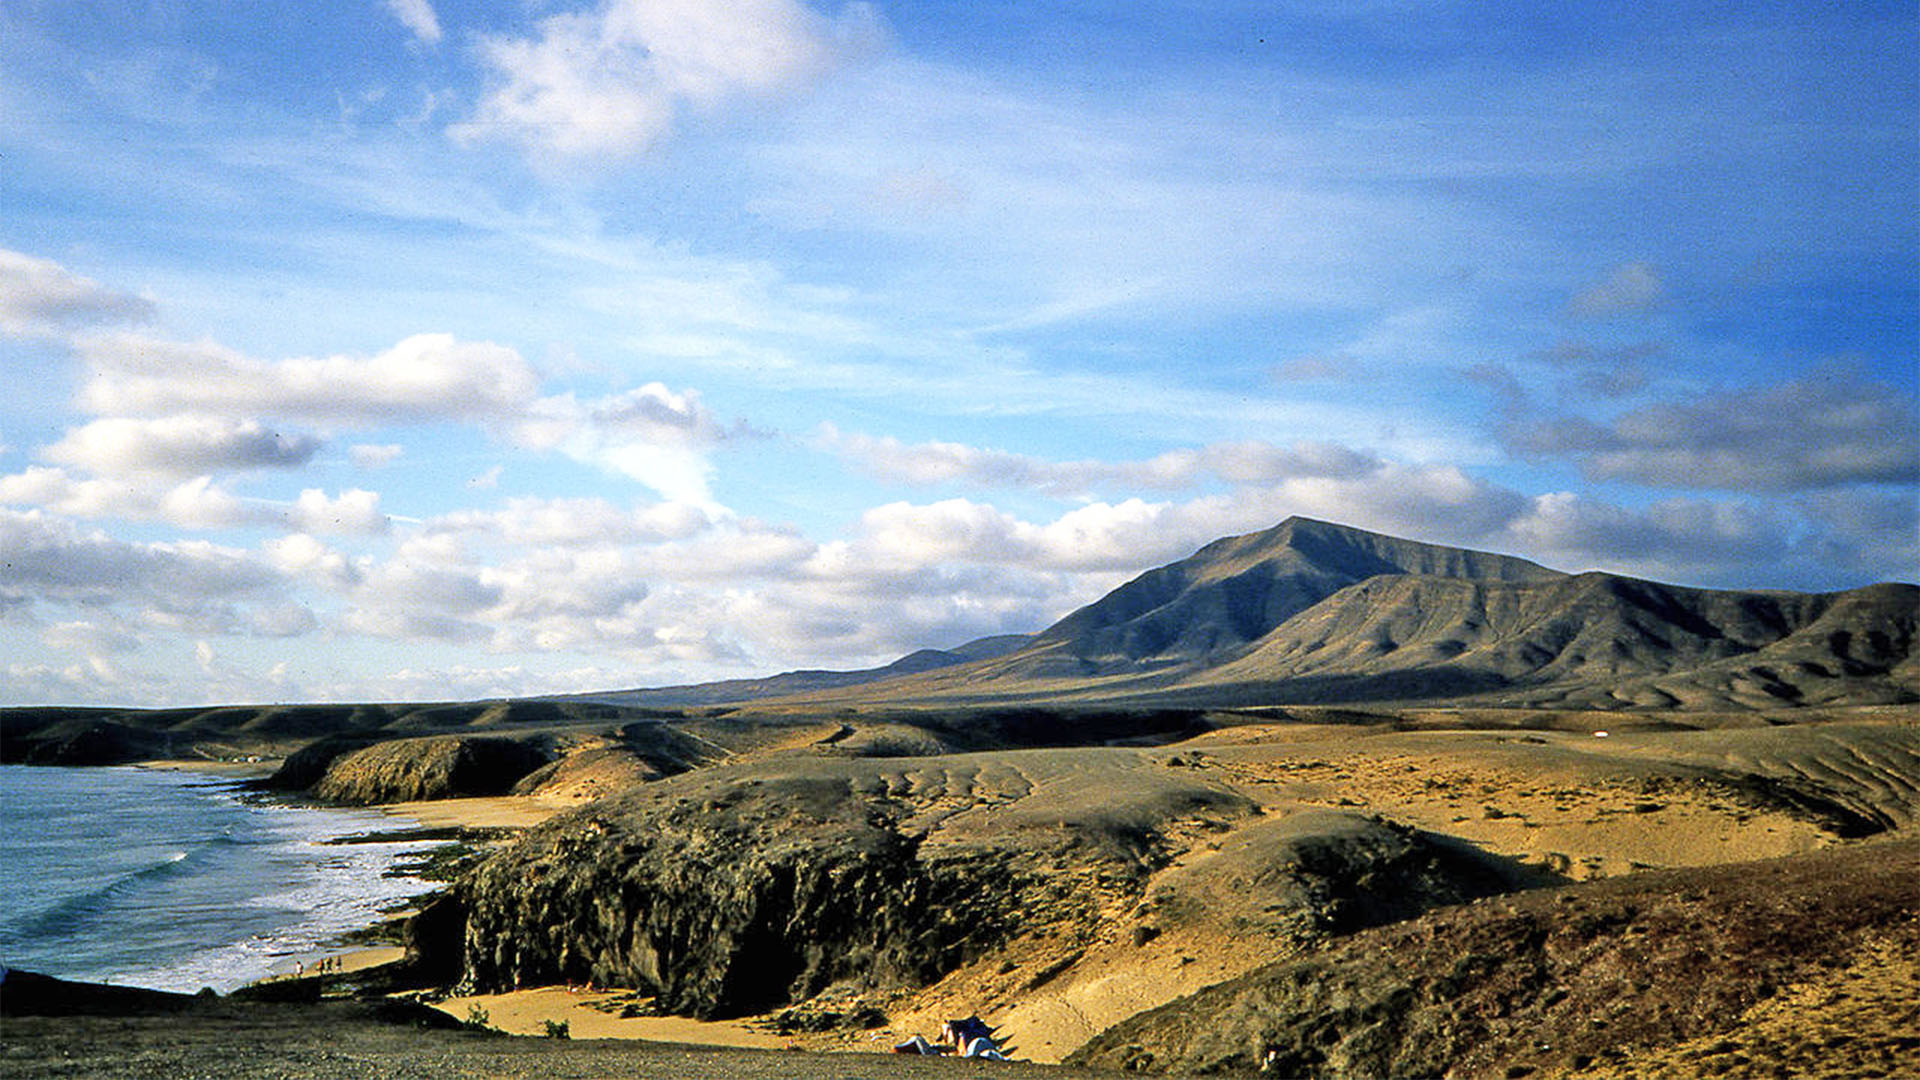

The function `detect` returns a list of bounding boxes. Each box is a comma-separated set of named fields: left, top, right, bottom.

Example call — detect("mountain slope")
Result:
left=765, top=518, right=1918, bottom=711
left=1031, top=516, right=1563, bottom=673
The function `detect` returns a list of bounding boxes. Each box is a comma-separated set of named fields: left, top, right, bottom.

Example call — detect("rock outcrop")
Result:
left=308, top=736, right=552, bottom=804
left=417, top=750, right=1261, bottom=1018
left=413, top=747, right=1537, bottom=1023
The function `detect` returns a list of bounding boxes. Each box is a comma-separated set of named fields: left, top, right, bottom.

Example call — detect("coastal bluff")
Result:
left=410, top=748, right=1518, bottom=1020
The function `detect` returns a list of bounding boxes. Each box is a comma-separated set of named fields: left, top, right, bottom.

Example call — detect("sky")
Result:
left=0, top=0, right=1915, bottom=707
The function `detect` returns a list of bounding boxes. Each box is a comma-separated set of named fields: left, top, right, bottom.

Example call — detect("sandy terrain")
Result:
left=373, top=793, right=580, bottom=830
left=430, top=987, right=794, bottom=1048
left=134, top=758, right=281, bottom=778
left=91, top=708, right=1920, bottom=1073
left=840, top=713, right=1920, bottom=1064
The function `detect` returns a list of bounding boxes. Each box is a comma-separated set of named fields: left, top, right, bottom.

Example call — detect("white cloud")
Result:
left=382, top=0, right=442, bottom=46
left=346, top=559, right=502, bottom=643
left=290, top=487, right=389, bottom=535
left=44, top=416, right=322, bottom=477
left=77, top=331, right=542, bottom=425
left=44, top=619, right=142, bottom=656
left=429, top=495, right=714, bottom=547
left=0, top=248, right=153, bottom=338
left=456, top=0, right=870, bottom=159
left=265, top=532, right=362, bottom=590
left=249, top=602, right=320, bottom=638
left=154, top=475, right=252, bottom=530
left=0, top=508, right=278, bottom=610
left=1, top=466, right=250, bottom=529
left=0, top=466, right=388, bottom=535
left=1502, top=491, right=1792, bottom=582
left=517, top=384, right=740, bottom=504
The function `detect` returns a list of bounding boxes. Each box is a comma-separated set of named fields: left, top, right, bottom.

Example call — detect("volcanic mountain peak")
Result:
left=1031, top=517, right=1562, bottom=670
left=803, top=517, right=1916, bottom=712
left=1195, top=516, right=1562, bottom=584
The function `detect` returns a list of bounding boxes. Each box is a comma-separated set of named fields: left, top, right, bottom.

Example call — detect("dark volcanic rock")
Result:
left=309, top=736, right=552, bottom=804
left=259, top=732, right=393, bottom=791
left=7, top=719, right=172, bottom=765
left=419, top=750, right=1259, bottom=1019
left=0, top=969, right=217, bottom=1016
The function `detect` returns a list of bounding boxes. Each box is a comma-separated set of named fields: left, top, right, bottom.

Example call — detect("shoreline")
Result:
left=3, top=761, right=460, bottom=995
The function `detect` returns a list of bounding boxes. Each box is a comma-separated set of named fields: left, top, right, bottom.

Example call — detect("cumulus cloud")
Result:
left=1791, top=489, right=1920, bottom=585
left=290, top=488, right=389, bottom=535
left=1503, top=492, right=1790, bottom=578
left=0, top=508, right=277, bottom=611
left=383, top=0, right=442, bottom=45
left=265, top=533, right=362, bottom=591
left=518, top=384, right=743, bottom=504
left=1567, top=261, right=1663, bottom=318
left=429, top=495, right=714, bottom=547
left=43, top=416, right=322, bottom=477
left=1, top=466, right=388, bottom=535
left=1, top=466, right=247, bottom=529
left=1504, top=375, right=1920, bottom=490
left=69, top=320, right=734, bottom=505
left=77, top=332, right=542, bottom=425
left=456, top=0, right=872, bottom=159
left=346, top=559, right=502, bottom=643
left=44, top=619, right=143, bottom=656
left=0, top=249, right=154, bottom=338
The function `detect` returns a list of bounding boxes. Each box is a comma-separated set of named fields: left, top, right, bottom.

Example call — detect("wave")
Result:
left=0, top=835, right=244, bottom=944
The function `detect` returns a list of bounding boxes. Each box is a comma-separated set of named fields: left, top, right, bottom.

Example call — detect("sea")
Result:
left=0, top=763, right=447, bottom=993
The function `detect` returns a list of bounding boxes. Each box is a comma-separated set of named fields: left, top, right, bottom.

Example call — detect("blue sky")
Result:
left=1, top=0, right=1914, bottom=706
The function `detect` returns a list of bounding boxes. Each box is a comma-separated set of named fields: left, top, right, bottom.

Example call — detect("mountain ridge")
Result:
left=739, top=517, right=1918, bottom=712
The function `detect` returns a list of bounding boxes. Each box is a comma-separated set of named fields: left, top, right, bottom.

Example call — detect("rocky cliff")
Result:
left=306, top=735, right=552, bottom=804
left=422, top=750, right=1237, bottom=1016
left=411, top=747, right=1530, bottom=1021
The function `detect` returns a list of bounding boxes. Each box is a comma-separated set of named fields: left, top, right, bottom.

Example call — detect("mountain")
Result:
left=762, top=517, right=1919, bottom=711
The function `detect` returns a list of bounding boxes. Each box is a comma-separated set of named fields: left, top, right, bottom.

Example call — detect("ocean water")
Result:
left=0, top=764, right=446, bottom=993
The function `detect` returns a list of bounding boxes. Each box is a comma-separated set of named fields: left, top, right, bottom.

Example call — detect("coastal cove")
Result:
left=0, top=763, right=448, bottom=994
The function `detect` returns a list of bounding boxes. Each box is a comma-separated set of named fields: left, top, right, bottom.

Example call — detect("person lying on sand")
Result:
left=892, top=1034, right=946, bottom=1055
